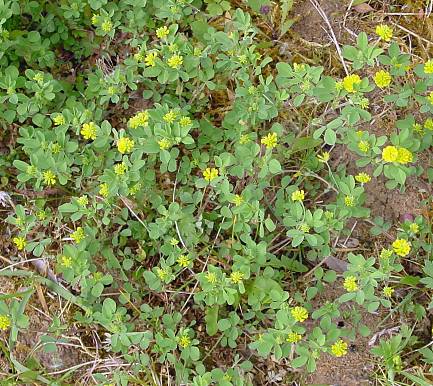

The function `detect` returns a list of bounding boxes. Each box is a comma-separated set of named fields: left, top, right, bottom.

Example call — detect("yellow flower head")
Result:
left=424, top=118, right=433, bottom=131
left=53, top=114, right=65, bottom=126
left=239, top=134, right=250, bottom=144
left=60, top=255, right=72, bottom=268
left=344, top=195, right=355, bottom=207
left=128, top=111, right=149, bottom=129
left=299, top=223, right=310, bottom=233
left=71, top=227, right=85, bottom=243
left=117, top=137, right=134, bottom=154
left=13, top=236, right=26, bottom=251
left=156, top=267, right=169, bottom=281
left=427, top=91, right=433, bottom=105
left=158, top=138, right=171, bottom=150
left=203, top=167, right=218, bottom=182
left=358, top=140, right=370, bottom=153
left=424, top=60, right=433, bottom=74
left=409, top=223, right=419, bottom=233
left=396, top=147, right=413, bottom=164
left=343, top=275, right=358, bottom=292
left=145, top=52, right=158, bottom=67
left=286, top=332, right=302, bottom=343
left=342, top=74, right=361, bottom=93
left=99, top=183, right=109, bottom=198
left=178, top=334, right=191, bottom=348
left=156, top=26, right=169, bottom=39
left=230, top=271, right=244, bottom=284
left=33, top=73, right=44, bottom=84
left=114, top=162, right=127, bottom=176
left=374, top=70, right=392, bottom=88
left=318, top=151, right=330, bottom=163
left=383, top=286, right=394, bottom=297
left=163, top=110, right=177, bottom=123
left=177, top=255, right=191, bottom=268
left=232, top=194, right=244, bottom=206
left=101, top=20, right=112, bottom=33
left=392, top=238, right=411, bottom=257
left=291, top=306, right=308, bottom=323
left=261, top=132, right=278, bottom=149
left=376, top=24, right=393, bottom=41
left=91, top=14, right=99, bottom=25
left=134, top=52, right=144, bottom=62
left=0, top=315, right=11, bottom=330
left=291, top=189, right=305, bottom=202
left=81, top=122, right=97, bottom=140
left=42, top=170, right=56, bottom=186
left=77, top=195, right=88, bottom=206
left=205, top=271, right=217, bottom=284
left=355, top=172, right=371, bottom=184
left=382, top=145, right=399, bottom=162
left=168, top=54, right=183, bottom=69
left=331, top=339, right=348, bottom=357
left=380, top=248, right=393, bottom=259
left=179, top=116, right=192, bottom=127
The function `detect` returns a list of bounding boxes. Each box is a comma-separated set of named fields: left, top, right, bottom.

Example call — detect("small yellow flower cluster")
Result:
left=168, top=54, right=183, bottom=69
left=60, top=255, right=73, bottom=268
left=81, top=122, right=97, bottom=140
left=232, top=194, right=244, bottom=206
left=179, top=116, right=192, bottom=127
left=343, top=276, right=358, bottom=292
left=317, top=151, right=330, bottom=163
left=286, top=332, right=302, bottom=343
left=291, top=189, right=305, bottom=202
left=145, top=52, right=158, bottom=67
left=409, top=223, right=419, bottom=233
left=382, top=146, right=413, bottom=164
left=158, top=138, right=171, bottom=150
left=205, top=271, right=217, bottom=284
left=203, top=167, right=218, bottom=182
left=376, top=24, right=393, bottom=42
left=114, top=162, right=127, bottom=176
left=380, top=248, right=393, bottom=259
left=99, top=183, right=109, bottom=198
left=230, top=271, right=244, bottom=284
left=156, top=26, right=169, bottom=39
left=342, top=74, right=361, bottom=93
left=163, top=110, right=177, bottom=123
left=129, top=111, right=149, bottom=129
left=33, top=73, right=44, bottom=84
left=291, top=306, right=308, bottom=323
left=51, top=143, right=62, bottom=154
left=178, top=334, right=191, bottom=348
left=239, top=134, right=250, bottom=144
left=43, top=170, right=56, bottom=186
left=358, top=140, right=370, bottom=153
left=71, top=227, right=85, bottom=243
left=392, top=238, right=411, bottom=257
left=355, top=172, right=371, bottom=183
left=299, top=223, right=310, bottom=233
left=0, top=315, right=11, bottom=330
left=373, top=70, right=392, bottom=88
left=53, top=114, right=65, bottom=126
left=344, top=195, right=355, bottom=207
left=383, top=286, right=394, bottom=297
left=177, top=255, right=191, bottom=268
left=77, top=195, right=88, bottom=206
left=101, top=20, right=113, bottom=33
left=157, top=267, right=169, bottom=281
left=13, top=236, right=26, bottom=250
left=261, top=132, right=278, bottom=149
left=425, top=118, right=433, bottom=130
left=117, top=137, right=135, bottom=154
left=424, top=59, right=433, bottom=74
left=331, top=339, right=348, bottom=357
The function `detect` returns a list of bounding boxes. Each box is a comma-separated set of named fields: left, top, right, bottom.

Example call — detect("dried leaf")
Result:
left=354, top=3, right=374, bottom=13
